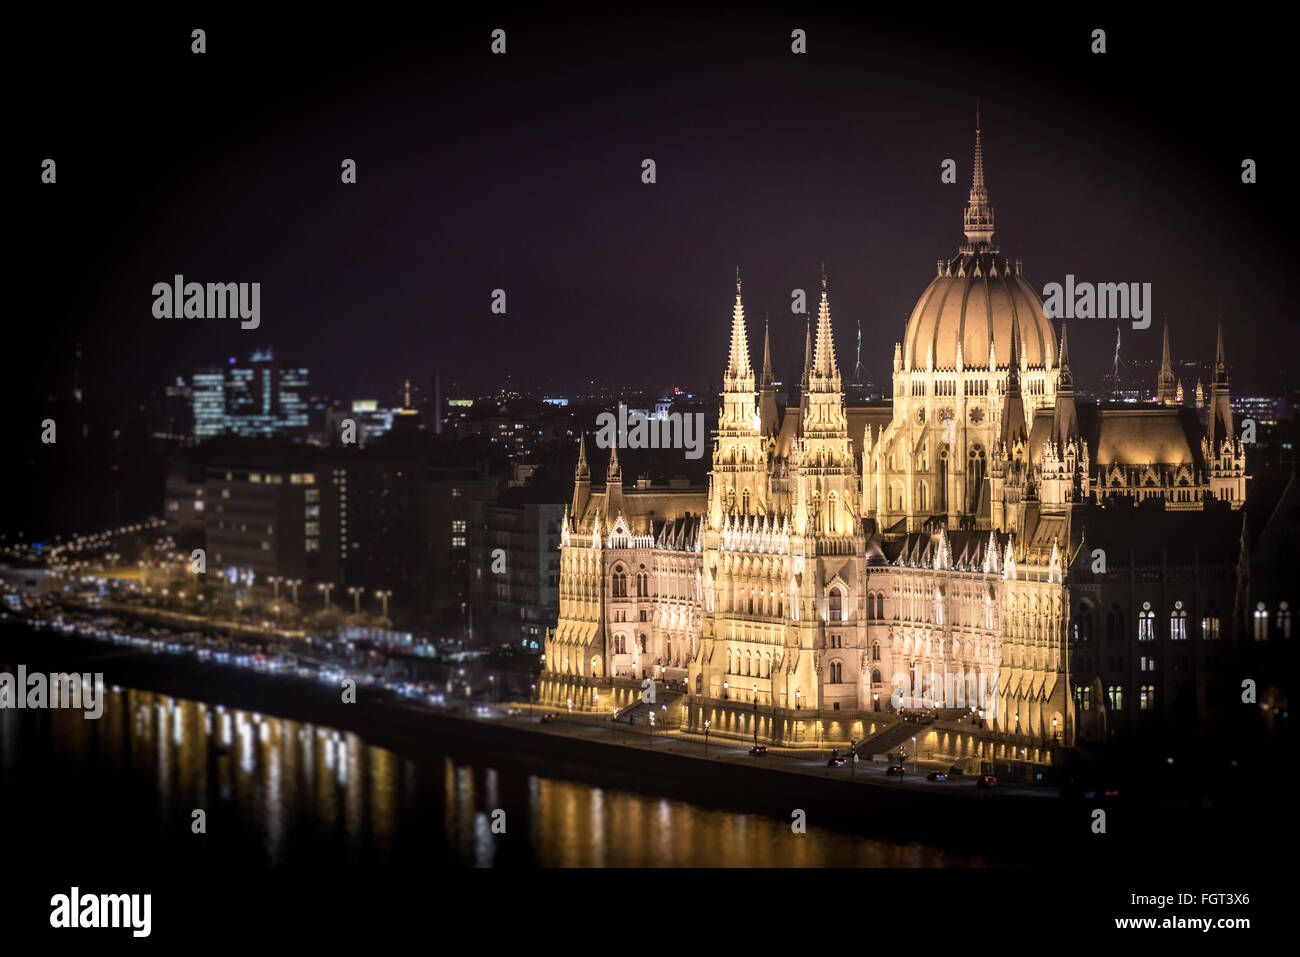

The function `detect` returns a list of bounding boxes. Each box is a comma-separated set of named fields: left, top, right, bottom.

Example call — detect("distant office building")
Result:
left=192, top=350, right=310, bottom=440
left=470, top=494, right=565, bottom=650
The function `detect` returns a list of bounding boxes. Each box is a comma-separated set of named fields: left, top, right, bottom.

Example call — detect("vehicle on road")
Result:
left=976, top=774, right=998, bottom=789
left=886, top=765, right=905, bottom=776
left=927, top=771, right=949, bottom=782
left=540, top=713, right=560, bottom=724
left=748, top=745, right=768, bottom=756
left=827, top=753, right=847, bottom=767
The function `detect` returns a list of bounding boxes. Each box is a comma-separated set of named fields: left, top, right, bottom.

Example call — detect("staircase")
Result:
left=612, top=690, right=684, bottom=728
left=850, top=718, right=933, bottom=761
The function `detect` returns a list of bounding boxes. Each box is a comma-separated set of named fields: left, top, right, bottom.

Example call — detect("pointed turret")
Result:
left=725, top=267, right=753, bottom=384
left=800, top=315, right=813, bottom=392
left=604, top=441, right=623, bottom=517
left=758, top=316, right=779, bottom=436
left=571, top=432, right=591, bottom=519
left=1051, top=323, right=1078, bottom=445
left=1207, top=321, right=1233, bottom=450
left=811, top=267, right=840, bottom=383
left=1000, top=316, right=1026, bottom=448
left=1157, top=319, right=1176, bottom=405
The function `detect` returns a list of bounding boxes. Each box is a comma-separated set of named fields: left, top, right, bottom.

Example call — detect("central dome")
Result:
left=904, top=251, right=1055, bottom=370
left=903, top=114, right=1056, bottom=372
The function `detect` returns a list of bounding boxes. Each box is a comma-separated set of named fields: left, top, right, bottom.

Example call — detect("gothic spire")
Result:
left=760, top=315, right=774, bottom=389
left=800, top=314, right=813, bottom=392
left=725, top=267, right=753, bottom=380
left=962, top=102, right=996, bottom=249
left=1157, top=318, right=1176, bottom=405
left=811, top=266, right=840, bottom=382
left=1057, top=322, right=1073, bottom=392
left=575, top=431, right=589, bottom=480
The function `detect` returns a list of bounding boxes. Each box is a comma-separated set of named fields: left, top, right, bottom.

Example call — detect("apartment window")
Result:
left=1201, top=614, right=1220, bottom=640
left=452, top=520, right=467, bottom=533
left=1139, top=656, right=1155, bottom=672
left=1107, top=685, right=1123, bottom=711
left=1139, top=685, right=1156, bottom=710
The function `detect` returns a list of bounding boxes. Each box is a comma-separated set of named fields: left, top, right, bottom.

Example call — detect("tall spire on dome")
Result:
left=1051, top=323, right=1078, bottom=444
left=963, top=101, right=996, bottom=250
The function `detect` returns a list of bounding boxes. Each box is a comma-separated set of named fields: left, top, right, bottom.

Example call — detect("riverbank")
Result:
left=0, top=622, right=1241, bottom=866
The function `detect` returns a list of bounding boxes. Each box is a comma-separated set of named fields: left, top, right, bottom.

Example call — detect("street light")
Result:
left=704, top=718, right=711, bottom=756
left=375, top=589, right=392, bottom=618
left=347, top=586, right=365, bottom=614
left=752, top=684, right=759, bottom=750
left=912, top=735, right=917, bottom=775
left=317, top=582, right=333, bottom=611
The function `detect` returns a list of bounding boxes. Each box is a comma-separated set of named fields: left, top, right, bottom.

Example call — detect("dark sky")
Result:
left=12, top=5, right=1296, bottom=410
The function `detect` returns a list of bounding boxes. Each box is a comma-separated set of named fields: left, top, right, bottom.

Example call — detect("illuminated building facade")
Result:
left=540, top=121, right=1250, bottom=765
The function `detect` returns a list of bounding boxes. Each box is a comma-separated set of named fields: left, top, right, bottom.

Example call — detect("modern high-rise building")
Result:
left=192, top=350, right=310, bottom=440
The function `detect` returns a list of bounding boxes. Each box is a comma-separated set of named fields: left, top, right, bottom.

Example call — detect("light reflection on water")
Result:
left=1, top=687, right=986, bottom=867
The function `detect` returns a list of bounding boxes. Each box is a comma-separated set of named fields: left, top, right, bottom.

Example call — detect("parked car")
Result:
left=748, top=745, right=768, bottom=756
left=976, top=774, right=998, bottom=789
left=886, top=765, right=905, bottom=776
left=927, top=771, right=949, bottom=782
left=827, top=753, right=847, bottom=767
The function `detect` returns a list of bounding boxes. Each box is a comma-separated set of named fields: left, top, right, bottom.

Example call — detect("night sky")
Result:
left=12, top=6, right=1296, bottom=410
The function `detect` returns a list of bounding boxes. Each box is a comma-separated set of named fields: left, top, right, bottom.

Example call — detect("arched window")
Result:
left=1074, top=603, right=1094, bottom=642
left=1280, top=602, right=1292, bottom=639
left=742, top=488, right=750, bottom=514
left=917, top=482, right=928, bottom=512
left=871, top=641, right=881, bottom=661
left=1139, top=685, right=1156, bottom=710
left=875, top=594, right=885, bottom=619
left=829, top=661, right=843, bottom=683
left=639, top=634, right=647, bottom=653
left=827, top=492, right=838, bottom=533
left=727, top=488, right=736, bottom=513
left=966, top=445, right=986, bottom=513
left=871, top=668, right=882, bottom=684
left=1138, top=603, right=1155, bottom=641
left=1169, top=602, right=1186, bottom=640
left=829, top=587, right=843, bottom=621
left=1107, top=685, right=1123, bottom=711
left=1107, top=605, right=1123, bottom=642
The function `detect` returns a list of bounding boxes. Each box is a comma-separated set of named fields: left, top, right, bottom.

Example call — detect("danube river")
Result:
left=0, top=684, right=988, bottom=867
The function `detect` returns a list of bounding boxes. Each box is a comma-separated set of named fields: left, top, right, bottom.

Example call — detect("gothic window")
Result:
left=1107, top=605, right=1123, bottom=642
left=726, top=650, right=732, bottom=673
left=1107, top=685, right=1123, bottom=711
left=1280, top=602, right=1292, bottom=639
left=829, top=587, right=843, bottom=621
left=871, top=641, right=881, bottom=661
left=742, top=488, right=751, bottom=514
left=827, top=492, right=838, bottom=532
left=936, top=447, right=948, bottom=512
left=1201, top=612, right=1220, bottom=640
left=745, top=651, right=751, bottom=676
left=830, top=661, right=843, bottom=684
left=1139, top=685, right=1156, bottom=710
left=1169, top=603, right=1187, bottom=640
left=1254, top=603, right=1268, bottom=640
left=917, top=482, right=928, bottom=512
left=871, top=668, right=882, bottom=684
left=727, top=488, right=736, bottom=513
left=1074, top=603, right=1094, bottom=642
left=1138, top=604, right=1155, bottom=641
left=639, top=634, right=647, bottom=653
left=866, top=592, right=875, bottom=620
left=875, top=594, right=885, bottom=619
left=748, top=592, right=754, bottom=615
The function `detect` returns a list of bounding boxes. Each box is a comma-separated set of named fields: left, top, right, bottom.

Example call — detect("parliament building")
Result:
left=538, top=121, right=1251, bottom=771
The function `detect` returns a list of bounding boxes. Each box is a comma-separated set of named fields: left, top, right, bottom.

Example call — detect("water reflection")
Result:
left=0, top=687, right=985, bottom=867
